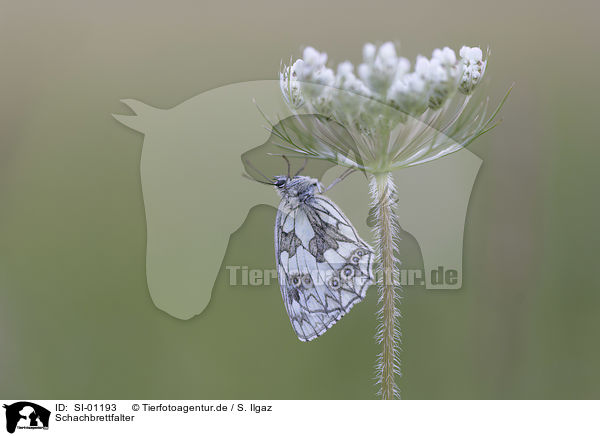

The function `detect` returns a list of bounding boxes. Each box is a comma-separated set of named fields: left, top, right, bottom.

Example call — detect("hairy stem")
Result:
left=370, top=172, right=401, bottom=399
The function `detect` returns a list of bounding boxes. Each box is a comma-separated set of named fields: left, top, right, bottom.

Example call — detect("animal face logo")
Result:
left=113, top=80, right=481, bottom=320
left=3, top=402, right=50, bottom=434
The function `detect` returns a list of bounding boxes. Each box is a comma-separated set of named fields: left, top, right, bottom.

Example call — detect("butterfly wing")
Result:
left=275, top=195, right=374, bottom=341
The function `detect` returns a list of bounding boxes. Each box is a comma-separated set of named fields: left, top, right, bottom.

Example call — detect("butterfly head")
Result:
left=273, top=175, right=323, bottom=203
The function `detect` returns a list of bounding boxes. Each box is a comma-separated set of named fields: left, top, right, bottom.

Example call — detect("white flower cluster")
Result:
left=280, top=42, right=487, bottom=123
left=459, top=46, right=486, bottom=94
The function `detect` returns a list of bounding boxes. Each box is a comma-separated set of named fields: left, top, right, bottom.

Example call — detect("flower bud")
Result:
left=458, top=46, right=486, bottom=94
left=362, top=43, right=376, bottom=63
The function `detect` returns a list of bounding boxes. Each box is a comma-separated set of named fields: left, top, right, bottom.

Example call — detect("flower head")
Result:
left=459, top=46, right=487, bottom=94
left=275, top=42, right=507, bottom=174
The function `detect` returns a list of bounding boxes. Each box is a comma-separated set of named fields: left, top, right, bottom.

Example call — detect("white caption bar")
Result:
left=1, top=400, right=597, bottom=436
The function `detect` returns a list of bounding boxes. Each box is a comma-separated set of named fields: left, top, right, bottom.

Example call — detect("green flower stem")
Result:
left=371, top=172, right=400, bottom=399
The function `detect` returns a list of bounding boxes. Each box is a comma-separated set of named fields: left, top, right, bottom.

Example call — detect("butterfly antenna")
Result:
left=294, top=158, right=308, bottom=177
left=243, top=158, right=274, bottom=184
left=322, top=168, right=356, bottom=193
left=242, top=173, right=272, bottom=185
left=281, top=155, right=291, bottom=179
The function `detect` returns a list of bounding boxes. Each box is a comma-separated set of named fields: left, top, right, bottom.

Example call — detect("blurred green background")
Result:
left=1, top=0, right=599, bottom=399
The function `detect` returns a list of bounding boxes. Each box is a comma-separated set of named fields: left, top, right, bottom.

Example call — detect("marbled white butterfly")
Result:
left=270, top=160, right=374, bottom=341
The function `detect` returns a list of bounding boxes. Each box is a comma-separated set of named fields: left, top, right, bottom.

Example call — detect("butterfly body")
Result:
left=274, top=175, right=374, bottom=341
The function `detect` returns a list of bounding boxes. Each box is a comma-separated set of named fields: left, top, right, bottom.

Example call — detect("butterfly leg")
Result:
left=294, top=158, right=308, bottom=177
left=322, top=168, right=356, bottom=193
